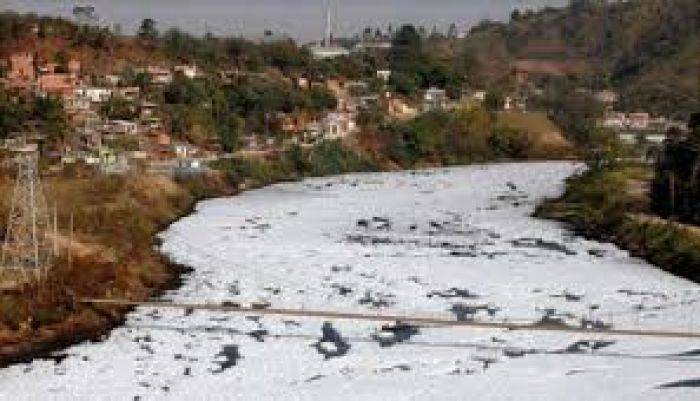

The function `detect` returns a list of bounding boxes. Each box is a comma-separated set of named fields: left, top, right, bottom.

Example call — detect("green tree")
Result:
left=100, top=97, right=137, bottom=120
left=218, top=116, right=244, bottom=152
left=391, top=25, right=422, bottom=74
left=137, top=18, right=158, bottom=41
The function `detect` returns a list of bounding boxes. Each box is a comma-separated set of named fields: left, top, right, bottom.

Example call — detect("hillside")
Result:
left=460, top=0, right=699, bottom=119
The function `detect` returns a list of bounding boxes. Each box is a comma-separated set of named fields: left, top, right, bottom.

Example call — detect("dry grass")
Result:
left=0, top=169, right=230, bottom=355
left=496, top=111, right=573, bottom=158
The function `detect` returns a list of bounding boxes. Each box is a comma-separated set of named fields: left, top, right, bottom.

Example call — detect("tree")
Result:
left=33, top=96, right=69, bottom=146
left=484, top=90, right=505, bottom=111
left=137, top=18, right=158, bottom=41
left=390, top=25, right=422, bottom=74
left=218, top=116, right=245, bottom=152
left=651, top=114, right=700, bottom=223
left=100, top=97, right=137, bottom=120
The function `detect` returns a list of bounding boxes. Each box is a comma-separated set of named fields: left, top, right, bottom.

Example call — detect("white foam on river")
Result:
left=1, top=162, right=698, bottom=400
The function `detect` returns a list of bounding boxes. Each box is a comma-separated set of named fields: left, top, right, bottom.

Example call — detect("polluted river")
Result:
left=1, top=162, right=699, bottom=400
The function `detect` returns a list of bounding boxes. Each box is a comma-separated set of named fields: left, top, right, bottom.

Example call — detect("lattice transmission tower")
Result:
left=1, top=148, right=55, bottom=281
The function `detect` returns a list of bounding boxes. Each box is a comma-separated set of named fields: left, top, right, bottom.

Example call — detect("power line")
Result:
left=82, top=298, right=700, bottom=340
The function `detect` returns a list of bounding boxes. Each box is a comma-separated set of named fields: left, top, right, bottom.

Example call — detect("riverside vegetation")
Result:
left=536, top=115, right=700, bottom=283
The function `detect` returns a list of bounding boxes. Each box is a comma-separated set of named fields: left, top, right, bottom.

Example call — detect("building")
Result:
left=141, top=66, right=173, bottom=85
left=7, top=52, right=35, bottom=88
left=627, top=113, right=650, bottom=130
left=376, top=70, right=391, bottom=82
left=422, top=87, right=447, bottom=111
left=309, top=0, right=350, bottom=60
left=106, top=120, right=139, bottom=135
left=37, top=73, right=77, bottom=97
left=321, top=112, right=356, bottom=140
left=174, top=65, right=201, bottom=79
left=74, top=87, right=112, bottom=103
left=310, top=45, right=350, bottom=60
left=140, top=102, right=159, bottom=119
left=114, top=87, right=140, bottom=101
left=595, top=90, right=618, bottom=106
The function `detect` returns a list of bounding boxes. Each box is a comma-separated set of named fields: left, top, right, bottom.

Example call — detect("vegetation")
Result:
left=537, top=162, right=700, bottom=283
left=360, top=107, right=571, bottom=167
left=0, top=170, right=232, bottom=365
left=651, top=114, right=700, bottom=224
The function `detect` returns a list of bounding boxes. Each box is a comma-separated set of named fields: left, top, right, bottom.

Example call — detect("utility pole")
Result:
left=1, top=147, right=53, bottom=283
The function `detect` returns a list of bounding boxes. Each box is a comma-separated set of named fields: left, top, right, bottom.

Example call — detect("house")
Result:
left=173, top=142, right=199, bottom=158
left=386, top=97, right=418, bottom=119
left=321, top=112, right=356, bottom=140
left=174, top=65, right=201, bottom=79
left=376, top=70, right=391, bottom=82
left=628, top=113, right=650, bottom=130
left=37, top=73, right=77, bottom=97
left=595, top=90, right=618, bottom=105
left=504, top=95, right=527, bottom=111
left=75, top=87, right=112, bottom=103
left=7, top=52, right=35, bottom=88
left=354, top=41, right=392, bottom=51
left=471, top=90, right=487, bottom=102
left=114, top=87, right=140, bottom=101
left=140, top=102, right=159, bottom=118
left=303, top=122, right=322, bottom=143
left=297, top=77, right=310, bottom=89
left=422, top=87, right=447, bottom=111
left=602, top=112, right=627, bottom=130
left=107, top=120, right=139, bottom=135
left=310, top=44, right=350, bottom=60
left=141, top=66, right=173, bottom=85
left=104, top=74, right=121, bottom=86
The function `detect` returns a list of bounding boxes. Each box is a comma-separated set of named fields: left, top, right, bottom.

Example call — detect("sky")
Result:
left=2, top=0, right=569, bottom=42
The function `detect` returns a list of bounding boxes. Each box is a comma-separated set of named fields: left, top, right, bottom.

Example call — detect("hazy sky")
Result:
left=3, top=0, right=569, bottom=42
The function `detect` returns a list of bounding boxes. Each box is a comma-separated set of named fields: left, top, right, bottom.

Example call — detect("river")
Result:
left=1, top=162, right=699, bottom=400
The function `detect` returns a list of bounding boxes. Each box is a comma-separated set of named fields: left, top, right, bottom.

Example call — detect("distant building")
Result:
left=310, top=45, right=350, bottom=60
left=309, top=0, right=350, bottom=60
left=321, top=112, right=356, bottom=140
left=75, top=87, right=112, bottom=103
left=627, top=113, right=650, bottom=130
left=354, top=41, right=392, bottom=51
left=174, top=65, right=201, bottom=79
left=7, top=52, right=35, bottom=88
left=37, top=73, right=77, bottom=97
left=106, top=120, right=139, bottom=135
left=139, top=66, right=173, bottom=85
left=601, top=111, right=688, bottom=140
left=595, top=90, right=618, bottom=105
left=376, top=70, right=391, bottom=82
left=422, top=87, right=447, bottom=111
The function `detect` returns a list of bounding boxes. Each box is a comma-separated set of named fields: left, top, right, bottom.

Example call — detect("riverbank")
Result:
left=536, top=165, right=700, bottom=283
left=5, top=161, right=696, bottom=401
left=0, top=172, right=234, bottom=367
left=0, top=132, right=573, bottom=366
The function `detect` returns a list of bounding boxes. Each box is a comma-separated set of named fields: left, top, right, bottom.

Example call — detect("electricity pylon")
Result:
left=1, top=147, right=55, bottom=282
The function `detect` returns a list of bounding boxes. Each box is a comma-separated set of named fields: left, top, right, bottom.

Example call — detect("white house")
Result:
left=321, top=112, right=356, bottom=140
left=422, top=87, right=447, bottom=111
left=108, top=120, right=139, bottom=135
left=174, top=65, right=201, bottom=79
left=310, top=45, right=350, bottom=60
left=376, top=70, right=391, bottom=82
left=75, top=87, right=112, bottom=103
